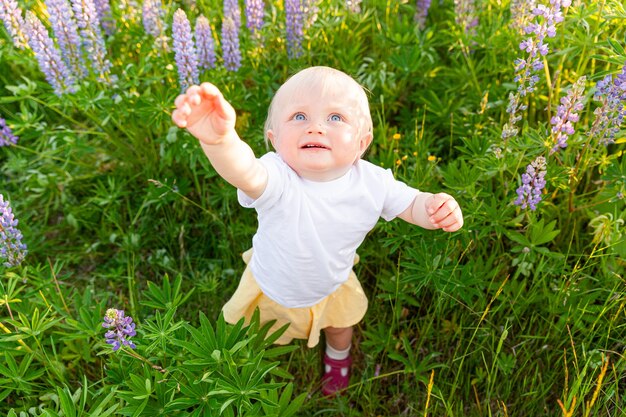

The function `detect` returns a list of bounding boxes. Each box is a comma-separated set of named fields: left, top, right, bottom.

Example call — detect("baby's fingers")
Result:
left=436, top=208, right=464, bottom=232
left=198, top=82, right=236, bottom=120
left=171, top=107, right=189, bottom=128
left=427, top=193, right=463, bottom=230
left=427, top=193, right=455, bottom=216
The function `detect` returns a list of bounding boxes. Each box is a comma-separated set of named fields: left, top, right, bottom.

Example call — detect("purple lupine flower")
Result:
left=346, top=0, right=362, bottom=13
left=514, top=156, right=547, bottom=211
left=502, top=0, right=571, bottom=140
left=142, top=0, right=169, bottom=52
left=0, top=194, right=27, bottom=267
left=285, top=0, right=304, bottom=59
left=0, top=0, right=28, bottom=49
left=221, top=1, right=242, bottom=71
left=196, top=15, right=216, bottom=70
left=245, top=0, right=264, bottom=40
left=142, top=0, right=165, bottom=37
left=589, top=63, right=626, bottom=145
left=93, top=0, right=115, bottom=36
left=172, top=8, right=199, bottom=89
left=224, top=0, right=241, bottom=29
left=71, top=0, right=115, bottom=84
left=514, top=1, right=570, bottom=97
left=24, top=11, right=76, bottom=96
left=0, top=117, right=18, bottom=147
left=45, top=0, right=87, bottom=79
left=510, top=0, right=536, bottom=34
left=102, top=308, right=137, bottom=351
left=414, top=0, right=431, bottom=30
left=550, top=76, right=586, bottom=154
left=454, top=0, right=478, bottom=35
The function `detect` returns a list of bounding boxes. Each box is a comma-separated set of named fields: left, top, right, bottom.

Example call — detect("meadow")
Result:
left=0, top=0, right=625, bottom=415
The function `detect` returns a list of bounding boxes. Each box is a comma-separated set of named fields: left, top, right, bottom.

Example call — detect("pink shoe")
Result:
left=322, top=353, right=352, bottom=396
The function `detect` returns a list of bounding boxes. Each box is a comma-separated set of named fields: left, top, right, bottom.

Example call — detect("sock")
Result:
left=325, top=343, right=351, bottom=360
left=325, top=344, right=351, bottom=377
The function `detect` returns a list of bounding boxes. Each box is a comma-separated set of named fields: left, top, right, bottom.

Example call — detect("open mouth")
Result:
left=301, top=143, right=330, bottom=149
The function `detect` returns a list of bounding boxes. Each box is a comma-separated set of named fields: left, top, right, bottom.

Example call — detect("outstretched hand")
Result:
left=425, top=193, right=463, bottom=232
left=172, top=82, right=237, bottom=145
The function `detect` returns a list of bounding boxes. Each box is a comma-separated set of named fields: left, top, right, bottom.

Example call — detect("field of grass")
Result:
left=1, top=0, right=625, bottom=415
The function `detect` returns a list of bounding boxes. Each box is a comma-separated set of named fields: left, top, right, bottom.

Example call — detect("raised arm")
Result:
left=172, top=82, right=268, bottom=199
left=398, top=192, right=463, bottom=232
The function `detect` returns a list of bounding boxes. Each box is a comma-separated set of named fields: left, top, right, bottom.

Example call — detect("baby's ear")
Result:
left=359, top=132, right=373, bottom=155
left=267, top=129, right=277, bottom=148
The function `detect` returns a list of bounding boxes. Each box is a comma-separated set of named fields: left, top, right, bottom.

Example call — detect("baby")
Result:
left=172, top=66, right=463, bottom=395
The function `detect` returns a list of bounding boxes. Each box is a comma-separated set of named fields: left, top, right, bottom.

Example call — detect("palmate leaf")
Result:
left=260, top=382, right=307, bottom=417
left=204, top=351, right=284, bottom=415
left=0, top=353, right=45, bottom=394
left=141, top=308, right=186, bottom=355
left=247, top=309, right=294, bottom=352
left=528, top=219, right=560, bottom=246
left=166, top=379, right=219, bottom=414
left=13, top=307, right=63, bottom=339
left=178, top=312, right=220, bottom=357
left=141, top=274, right=194, bottom=310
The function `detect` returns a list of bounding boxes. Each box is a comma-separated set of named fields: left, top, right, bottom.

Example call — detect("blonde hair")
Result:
left=264, top=66, right=373, bottom=145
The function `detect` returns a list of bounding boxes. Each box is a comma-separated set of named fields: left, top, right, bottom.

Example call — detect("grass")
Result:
left=1, top=0, right=625, bottom=416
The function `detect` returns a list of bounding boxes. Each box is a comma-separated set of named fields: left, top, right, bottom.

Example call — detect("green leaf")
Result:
left=504, top=230, right=531, bottom=247
left=529, top=219, right=560, bottom=246
left=57, top=387, right=77, bottom=417
left=607, top=38, right=625, bottom=55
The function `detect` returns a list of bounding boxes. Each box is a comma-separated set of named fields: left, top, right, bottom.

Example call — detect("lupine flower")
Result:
left=346, top=0, right=362, bottom=13
left=285, top=0, right=304, bottom=59
left=45, top=0, right=87, bottom=79
left=245, top=0, right=264, bottom=40
left=25, top=11, right=77, bottom=96
left=93, top=0, right=115, bottom=36
left=414, top=0, right=431, bottom=30
left=221, top=1, right=242, bottom=71
left=224, top=0, right=241, bottom=29
left=142, top=0, right=169, bottom=52
left=71, top=0, right=115, bottom=84
left=514, top=0, right=571, bottom=95
left=172, top=8, right=199, bottom=89
left=0, top=117, right=18, bottom=147
left=454, top=0, right=478, bottom=35
left=502, top=0, right=571, bottom=140
left=0, top=0, right=28, bottom=49
left=102, top=308, right=137, bottom=351
left=589, top=63, right=626, bottom=145
left=514, top=156, right=547, bottom=211
left=550, top=76, right=586, bottom=154
left=196, top=15, right=216, bottom=70
left=510, top=0, right=536, bottom=34
left=0, top=194, right=27, bottom=267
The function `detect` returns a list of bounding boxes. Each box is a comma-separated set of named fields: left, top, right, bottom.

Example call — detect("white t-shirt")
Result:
left=237, top=152, right=419, bottom=308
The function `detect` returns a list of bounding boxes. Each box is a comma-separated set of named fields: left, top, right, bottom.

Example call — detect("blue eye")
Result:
left=329, top=114, right=343, bottom=122
left=294, top=113, right=306, bottom=121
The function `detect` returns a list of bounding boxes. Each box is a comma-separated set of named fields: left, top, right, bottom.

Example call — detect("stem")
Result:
left=148, top=179, right=222, bottom=223
left=24, top=95, right=89, bottom=129
left=47, top=259, right=71, bottom=315
left=0, top=320, right=33, bottom=352
left=121, top=346, right=167, bottom=373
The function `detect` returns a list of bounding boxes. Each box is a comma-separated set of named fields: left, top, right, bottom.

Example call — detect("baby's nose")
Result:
left=307, top=121, right=325, bottom=134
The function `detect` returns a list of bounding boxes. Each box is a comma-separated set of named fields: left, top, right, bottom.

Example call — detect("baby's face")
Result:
left=267, top=82, right=372, bottom=182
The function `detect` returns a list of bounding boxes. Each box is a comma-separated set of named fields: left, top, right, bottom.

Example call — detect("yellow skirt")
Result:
left=222, top=249, right=368, bottom=347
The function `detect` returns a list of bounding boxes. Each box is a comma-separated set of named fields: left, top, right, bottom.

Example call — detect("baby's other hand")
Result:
left=172, top=82, right=236, bottom=145
left=425, top=193, right=463, bottom=232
